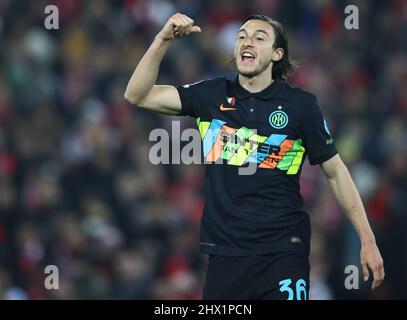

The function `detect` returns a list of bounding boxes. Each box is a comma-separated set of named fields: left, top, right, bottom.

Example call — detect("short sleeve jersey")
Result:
left=176, top=76, right=337, bottom=256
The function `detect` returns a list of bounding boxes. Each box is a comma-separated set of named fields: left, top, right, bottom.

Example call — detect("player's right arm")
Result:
left=124, top=13, right=201, bottom=115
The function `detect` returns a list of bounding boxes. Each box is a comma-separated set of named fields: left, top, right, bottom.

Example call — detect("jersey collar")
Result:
left=231, top=75, right=284, bottom=100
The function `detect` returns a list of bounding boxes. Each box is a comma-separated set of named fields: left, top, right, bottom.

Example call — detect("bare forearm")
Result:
left=124, top=36, right=172, bottom=103
left=322, top=155, right=384, bottom=289
left=123, top=13, right=200, bottom=113
left=326, top=163, right=375, bottom=244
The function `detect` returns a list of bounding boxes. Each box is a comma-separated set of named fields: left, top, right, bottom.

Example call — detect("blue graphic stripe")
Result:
left=202, top=119, right=226, bottom=157
left=245, top=134, right=287, bottom=163
left=263, top=133, right=287, bottom=146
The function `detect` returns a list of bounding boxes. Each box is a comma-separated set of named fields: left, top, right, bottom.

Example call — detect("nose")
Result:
left=242, top=36, right=254, bottom=47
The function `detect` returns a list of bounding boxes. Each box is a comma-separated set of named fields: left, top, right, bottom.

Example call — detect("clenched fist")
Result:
left=157, top=13, right=201, bottom=41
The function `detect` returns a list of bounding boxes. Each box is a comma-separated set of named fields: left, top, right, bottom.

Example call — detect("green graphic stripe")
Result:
left=197, top=118, right=211, bottom=139
left=222, top=127, right=254, bottom=160
left=228, top=132, right=267, bottom=166
left=277, top=139, right=305, bottom=174
left=287, top=145, right=305, bottom=174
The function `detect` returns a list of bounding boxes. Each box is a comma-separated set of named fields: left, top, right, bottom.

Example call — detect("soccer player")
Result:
left=124, top=13, right=385, bottom=299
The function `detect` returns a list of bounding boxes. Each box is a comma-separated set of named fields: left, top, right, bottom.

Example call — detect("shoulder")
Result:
left=281, top=81, right=318, bottom=107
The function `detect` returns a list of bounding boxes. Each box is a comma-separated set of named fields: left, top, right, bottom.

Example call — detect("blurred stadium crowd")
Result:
left=0, top=0, right=406, bottom=299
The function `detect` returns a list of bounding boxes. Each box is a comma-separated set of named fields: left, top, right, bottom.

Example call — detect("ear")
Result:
left=272, top=48, right=284, bottom=62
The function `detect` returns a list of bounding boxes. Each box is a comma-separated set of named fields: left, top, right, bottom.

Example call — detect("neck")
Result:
left=238, top=70, right=274, bottom=93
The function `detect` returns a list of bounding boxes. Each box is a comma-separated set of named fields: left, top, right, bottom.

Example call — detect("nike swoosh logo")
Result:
left=219, top=104, right=237, bottom=111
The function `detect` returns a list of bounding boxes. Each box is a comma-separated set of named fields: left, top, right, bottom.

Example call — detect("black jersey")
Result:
left=176, top=76, right=337, bottom=256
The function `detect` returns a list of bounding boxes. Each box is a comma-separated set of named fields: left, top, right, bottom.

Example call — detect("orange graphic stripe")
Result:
left=205, top=125, right=237, bottom=162
left=258, top=139, right=295, bottom=169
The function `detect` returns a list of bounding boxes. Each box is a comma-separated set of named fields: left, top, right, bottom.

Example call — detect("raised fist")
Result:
left=157, top=13, right=201, bottom=41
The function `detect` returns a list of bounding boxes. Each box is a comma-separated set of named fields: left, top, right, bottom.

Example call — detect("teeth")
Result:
left=242, top=53, right=254, bottom=59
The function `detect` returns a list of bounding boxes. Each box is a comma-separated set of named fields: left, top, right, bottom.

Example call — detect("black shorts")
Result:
left=202, top=252, right=310, bottom=300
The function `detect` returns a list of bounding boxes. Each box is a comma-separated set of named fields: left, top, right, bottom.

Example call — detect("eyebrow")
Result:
left=238, top=28, right=270, bottom=37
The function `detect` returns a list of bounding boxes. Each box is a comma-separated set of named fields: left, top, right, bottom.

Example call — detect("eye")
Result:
left=238, top=35, right=245, bottom=40
left=256, top=37, right=264, bottom=41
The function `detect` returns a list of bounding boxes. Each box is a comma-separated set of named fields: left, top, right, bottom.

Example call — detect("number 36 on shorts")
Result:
left=279, top=278, right=308, bottom=300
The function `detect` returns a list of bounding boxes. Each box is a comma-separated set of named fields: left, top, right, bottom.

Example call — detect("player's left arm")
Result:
left=320, top=154, right=385, bottom=290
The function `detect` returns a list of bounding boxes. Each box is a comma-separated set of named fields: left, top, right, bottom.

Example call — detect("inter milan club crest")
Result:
left=269, top=106, right=288, bottom=129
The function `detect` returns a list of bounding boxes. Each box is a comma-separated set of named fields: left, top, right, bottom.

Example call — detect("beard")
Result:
left=238, top=69, right=259, bottom=78
left=236, top=57, right=273, bottom=78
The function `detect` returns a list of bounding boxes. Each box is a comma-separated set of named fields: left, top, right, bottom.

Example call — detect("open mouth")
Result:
left=241, top=51, right=255, bottom=63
